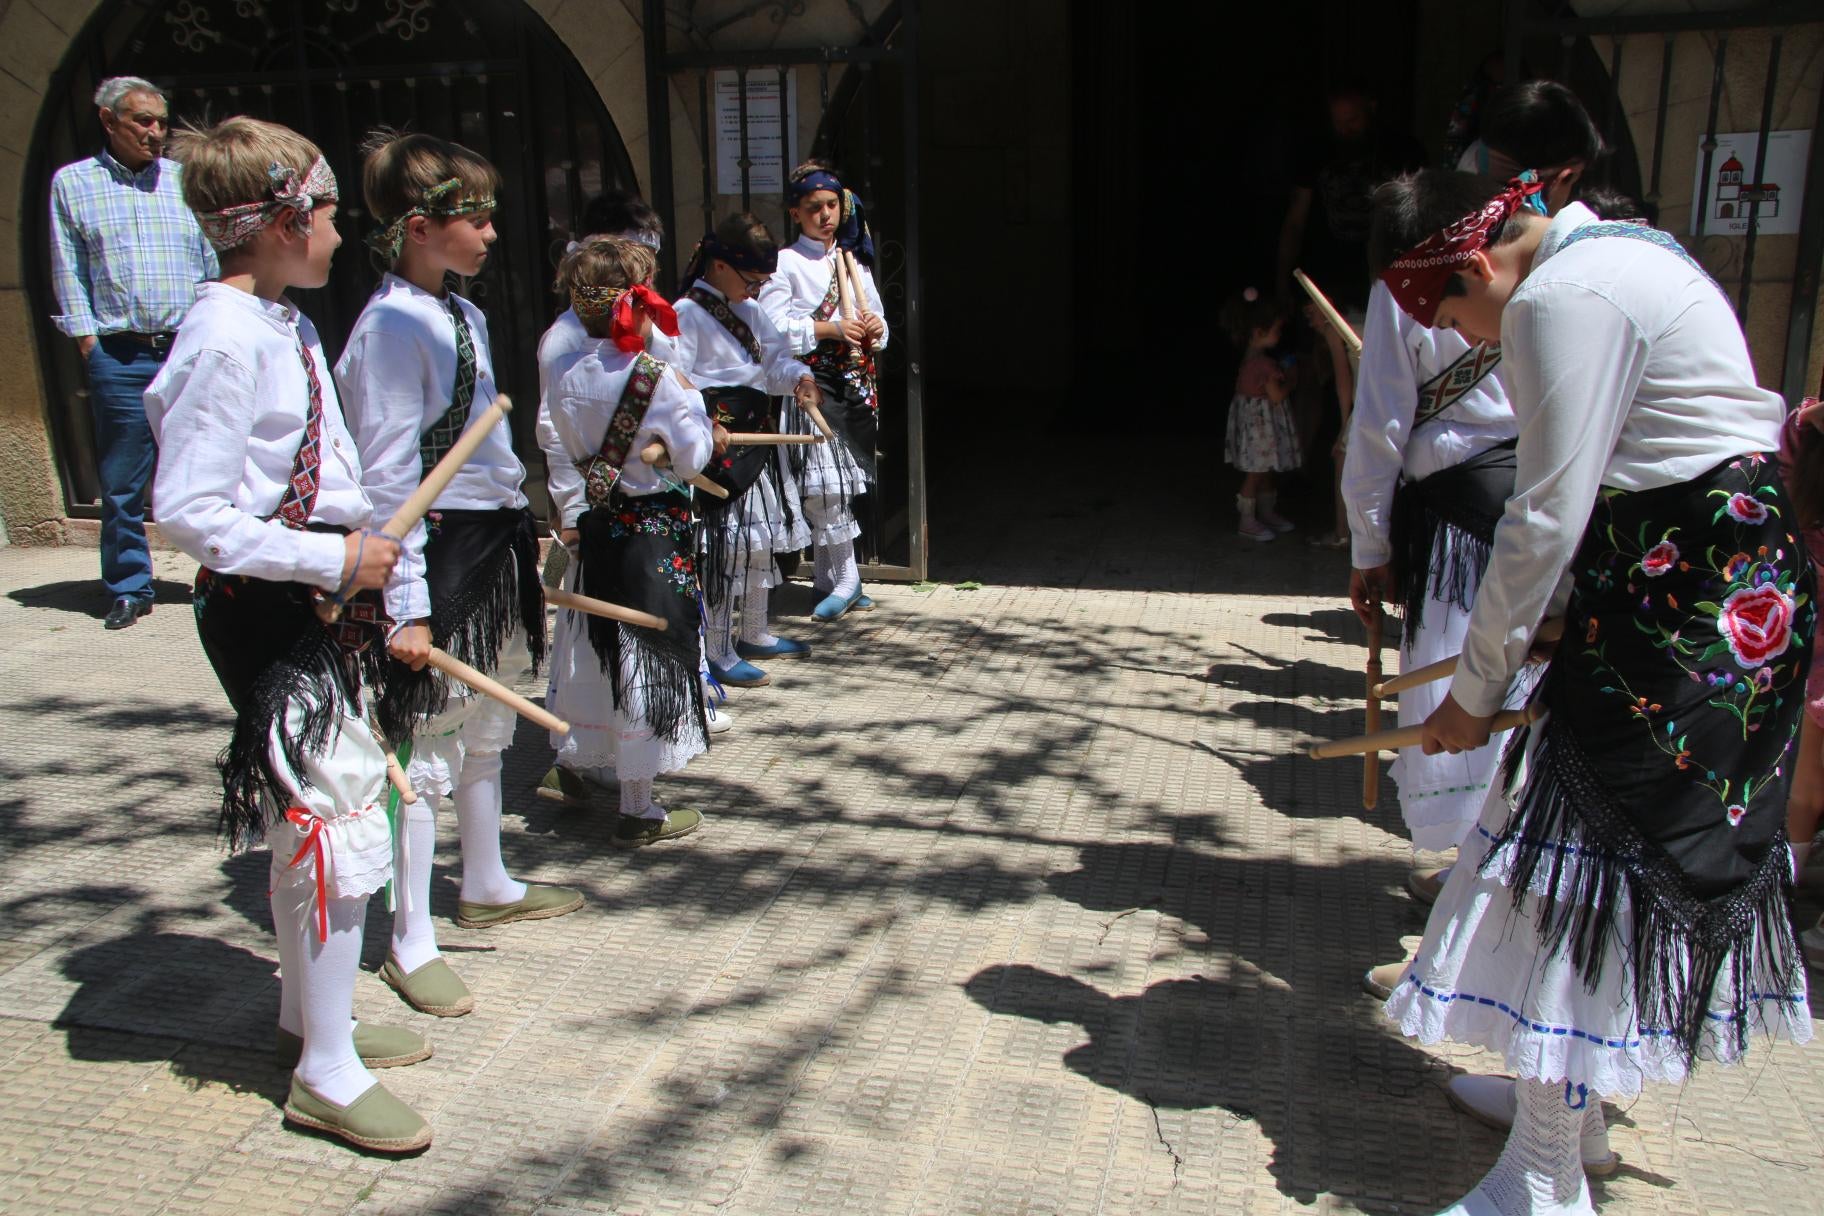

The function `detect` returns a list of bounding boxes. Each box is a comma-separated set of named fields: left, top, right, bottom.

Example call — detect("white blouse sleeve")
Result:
left=1451, top=284, right=1649, bottom=715
left=757, top=306, right=813, bottom=395
left=149, top=350, right=347, bottom=590
left=632, top=373, right=715, bottom=482
left=335, top=330, right=432, bottom=624
left=538, top=398, right=587, bottom=529
left=759, top=271, right=818, bottom=355
left=1341, top=288, right=1421, bottom=569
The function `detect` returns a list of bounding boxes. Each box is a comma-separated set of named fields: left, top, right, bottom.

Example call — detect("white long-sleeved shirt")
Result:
left=549, top=343, right=714, bottom=498
left=1452, top=202, right=1785, bottom=715
left=1342, top=280, right=1518, bottom=569
left=674, top=280, right=814, bottom=395
left=334, top=275, right=526, bottom=623
left=145, top=283, right=372, bottom=590
left=758, top=235, right=889, bottom=356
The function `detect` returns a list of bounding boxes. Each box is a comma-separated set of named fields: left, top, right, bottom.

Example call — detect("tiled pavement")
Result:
left=0, top=497, right=1819, bottom=1214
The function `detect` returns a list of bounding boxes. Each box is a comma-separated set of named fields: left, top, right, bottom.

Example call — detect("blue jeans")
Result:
left=85, top=336, right=165, bottom=600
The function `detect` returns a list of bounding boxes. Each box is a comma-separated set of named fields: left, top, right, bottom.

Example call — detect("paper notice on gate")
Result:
left=715, top=69, right=799, bottom=196
left=1689, top=129, right=1810, bottom=237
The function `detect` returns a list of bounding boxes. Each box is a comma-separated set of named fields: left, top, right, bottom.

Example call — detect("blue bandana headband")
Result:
left=786, top=170, right=876, bottom=266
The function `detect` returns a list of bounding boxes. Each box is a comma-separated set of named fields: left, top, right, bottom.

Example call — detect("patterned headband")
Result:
left=195, top=157, right=338, bottom=251
left=368, top=176, right=499, bottom=261
left=573, top=282, right=679, bottom=354
left=1381, top=176, right=1543, bottom=326
left=571, top=284, right=625, bottom=321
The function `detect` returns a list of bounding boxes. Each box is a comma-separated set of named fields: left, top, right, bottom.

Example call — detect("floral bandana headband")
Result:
left=1380, top=176, right=1543, bottom=326
left=367, top=177, right=498, bottom=261
left=571, top=282, right=680, bottom=353
left=195, top=157, right=338, bottom=251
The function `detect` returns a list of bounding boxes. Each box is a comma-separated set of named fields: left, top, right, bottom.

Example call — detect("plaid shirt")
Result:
left=49, top=149, right=217, bottom=338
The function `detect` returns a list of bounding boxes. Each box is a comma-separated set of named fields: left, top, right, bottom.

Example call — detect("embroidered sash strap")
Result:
left=419, top=295, right=478, bottom=473
left=687, top=286, right=763, bottom=363
left=578, top=352, right=666, bottom=508
left=1413, top=341, right=1502, bottom=430
left=271, top=339, right=327, bottom=527
left=1556, top=220, right=1729, bottom=302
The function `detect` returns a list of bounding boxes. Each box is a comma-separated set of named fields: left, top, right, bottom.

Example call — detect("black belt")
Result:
left=106, top=331, right=178, bottom=352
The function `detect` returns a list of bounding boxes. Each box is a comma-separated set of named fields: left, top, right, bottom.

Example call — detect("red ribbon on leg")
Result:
left=284, top=807, right=330, bottom=943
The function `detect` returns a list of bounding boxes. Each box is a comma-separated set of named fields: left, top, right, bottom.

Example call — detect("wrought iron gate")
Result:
left=642, top=0, right=927, bottom=580
left=25, top=0, right=637, bottom=522
left=1502, top=0, right=1824, bottom=403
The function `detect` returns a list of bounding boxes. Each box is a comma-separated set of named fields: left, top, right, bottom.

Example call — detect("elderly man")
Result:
left=49, top=76, right=216, bottom=630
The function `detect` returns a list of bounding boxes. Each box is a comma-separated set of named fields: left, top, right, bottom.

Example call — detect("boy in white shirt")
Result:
left=146, top=116, right=429, bottom=1153
left=1373, top=169, right=1811, bottom=1216
left=336, top=132, right=581, bottom=1023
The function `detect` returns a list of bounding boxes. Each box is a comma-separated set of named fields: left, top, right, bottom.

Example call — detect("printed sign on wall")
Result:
left=1690, top=129, right=1810, bottom=237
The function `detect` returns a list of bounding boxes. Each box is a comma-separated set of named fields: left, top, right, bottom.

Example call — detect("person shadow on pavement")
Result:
left=965, top=841, right=1502, bottom=1210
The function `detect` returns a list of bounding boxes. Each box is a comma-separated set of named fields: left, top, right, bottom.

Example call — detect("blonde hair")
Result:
left=359, top=128, right=499, bottom=226
left=166, top=116, right=322, bottom=217
left=559, top=237, right=657, bottom=337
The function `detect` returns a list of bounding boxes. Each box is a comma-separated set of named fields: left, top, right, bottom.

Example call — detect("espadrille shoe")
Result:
left=284, top=1076, right=431, bottom=1154
left=274, top=1023, right=430, bottom=1069
left=379, top=956, right=475, bottom=1017
left=611, top=808, right=704, bottom=850
left=455, top=883, right=584, bottom=929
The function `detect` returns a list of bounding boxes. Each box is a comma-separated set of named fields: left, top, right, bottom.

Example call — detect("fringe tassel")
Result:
left=217, top=627, right=361, bottom=851
left=583, top=615, right=706, bottom=747
left=1482, top=727, right=1804, bottom=1066
left=1392, top=487, right=1495, bottom=645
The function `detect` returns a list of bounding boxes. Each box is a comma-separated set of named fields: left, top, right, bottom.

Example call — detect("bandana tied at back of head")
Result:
left=368, top=176, right=498, bottom=262
left=1380, top=176, right=1543, bottom=326
left=679, top=232, right=778, bottom=294
left=572, top=282, right=680, bottom=354
left=787, top=169, right=876, bottom=267
left=196, top=157, right=338, bottom=251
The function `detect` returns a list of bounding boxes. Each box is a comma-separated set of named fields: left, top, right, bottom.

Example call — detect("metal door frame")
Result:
left=642, top=0, right=928, bottom=581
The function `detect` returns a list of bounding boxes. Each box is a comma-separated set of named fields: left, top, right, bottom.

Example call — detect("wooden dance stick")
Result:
left=383, top=750, right=417, bottom=805
left=1293, top=269, right=1363, bottom=356
left=834, top=251, right=858, bottom=323
left=426, top=647, right=569, bottom=734
left=1307, top=704, right=1543, bottom=761
left=544, top=586, right=666, bottom=631
left=725, top=432, right=823, bottom=446
left=637, top=441, right=731, bottom=499
left=1371, top=619, right=1566, bottom=699
left=317, top=395, right=515, bottom=623
left=1363, top=604, right=1383, bottom=810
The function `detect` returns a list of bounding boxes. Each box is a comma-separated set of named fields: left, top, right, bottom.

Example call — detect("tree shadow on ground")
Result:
left=7, top=576, right=195, bottom=619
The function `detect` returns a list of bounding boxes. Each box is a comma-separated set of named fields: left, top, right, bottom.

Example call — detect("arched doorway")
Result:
left=26, top=0, right=639, bottom=520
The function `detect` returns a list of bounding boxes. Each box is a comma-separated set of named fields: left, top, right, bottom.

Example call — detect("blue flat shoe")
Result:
left=812, top=587, right=864, bottom=622
left=853, top=592, right=875, bottom=612
left=736, top=637, right=811, bottom=660
left=708, top=657, right=771, bottom=687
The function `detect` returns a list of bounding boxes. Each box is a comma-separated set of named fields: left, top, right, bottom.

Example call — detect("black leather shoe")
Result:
left=103, top=596, right=151, bottom=630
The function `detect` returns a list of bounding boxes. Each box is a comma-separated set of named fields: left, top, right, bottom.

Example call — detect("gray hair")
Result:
left=94, top=77, right=165, bottom=112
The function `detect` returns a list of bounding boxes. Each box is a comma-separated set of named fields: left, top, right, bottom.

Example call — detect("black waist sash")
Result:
left=192, top=534, right=389, bottom=850
left=698, top=386, right=796, bottom=606
left=1490, top=452, right=1812, bottom=1063
left=575, top=489, right=706, bottom=746
left=1390, top=439, right=1516, bottom=642
left=796, top=356, right=878, bottom=488
left=374, top=506, right=546, bottom=746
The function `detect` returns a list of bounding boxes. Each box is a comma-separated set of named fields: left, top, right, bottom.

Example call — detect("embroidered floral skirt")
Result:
left=1223, top=393, right=1300, bottom=474
left=1386, top=453, right=1815, bottom=1094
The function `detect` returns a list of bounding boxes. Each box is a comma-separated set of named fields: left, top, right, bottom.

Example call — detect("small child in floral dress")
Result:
left=1222, top=288, right=1299, bottom=541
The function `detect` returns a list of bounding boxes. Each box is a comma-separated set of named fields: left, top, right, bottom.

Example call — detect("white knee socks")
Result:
left=1452, top=1079, right=1595, bottom=1216
left=620, top=777, right=664, bottom=821
left=271, top=860, right=374, bottom=1105
left=453, top=750, right=526, bottom=906
left=740, top=567, right=779, bottom=648
left=705, top=590, right=738, bottom=667
left=390, top=797, right=440, bottom=973
left=813, top=544, right=832, bottom=592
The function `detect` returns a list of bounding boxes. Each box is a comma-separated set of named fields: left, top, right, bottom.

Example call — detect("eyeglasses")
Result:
left=736, top=271, right=770, bottom=297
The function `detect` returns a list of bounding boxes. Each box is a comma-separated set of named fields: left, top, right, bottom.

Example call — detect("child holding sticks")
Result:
left=146, top=116, right=431, bottom=1153
left=545, top=237, right=716, bottom=848
left=759, top=159, right=886, bottom=621
left=335, top=131, right=581, bottom=1024
left=674, top=212, right=821, bottom=689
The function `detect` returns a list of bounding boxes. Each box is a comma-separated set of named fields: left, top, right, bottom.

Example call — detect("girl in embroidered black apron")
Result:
left=758, top=161, right=888, bottom=622
left=336, top=132, right=578, bottom=1025
left=674, top=213, right=824, bottom=689
left=1371, top=172, right=1812, bottom=1216
left=544, top=238, right=717, bottom=849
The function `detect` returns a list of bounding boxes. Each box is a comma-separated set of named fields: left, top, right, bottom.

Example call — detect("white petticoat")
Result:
left=263, top=697, right=393, bottom=901
left=405, top=626, right=530, bottom=797
left=1383, top=719, right=1813, bottom=1097
left=784, top=400, right=870, bottom=502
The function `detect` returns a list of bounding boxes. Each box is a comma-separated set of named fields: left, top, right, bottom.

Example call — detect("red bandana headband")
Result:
left=1381, top=178, right=1542, bottom=326
left=572, top=281, right=680, bottom=353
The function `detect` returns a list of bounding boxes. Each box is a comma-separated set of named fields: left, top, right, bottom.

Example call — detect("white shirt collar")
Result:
left=690, top=278, right=729, bottom=303
left=1531, top=201, right=1600, bottom=269
left=791, top=234, right=834, bottom=260
left=195, top=281, right=299, bottom=335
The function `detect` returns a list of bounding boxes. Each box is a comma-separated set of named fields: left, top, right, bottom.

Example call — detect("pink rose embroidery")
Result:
left=1717, top=582, right=1795, bottom=670
left=1641, top=540, right=1679, bottom=577
left=1725, top=493, right=1769, bottom=525
left=1726, top=804, right=1746, bottom=827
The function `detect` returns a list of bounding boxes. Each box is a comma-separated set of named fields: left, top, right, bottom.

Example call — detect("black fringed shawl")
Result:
left=1390, top=440, right=1516, bottom=647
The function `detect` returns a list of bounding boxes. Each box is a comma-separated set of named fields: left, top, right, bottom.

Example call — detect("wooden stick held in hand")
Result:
left=1363, top=604, right=1383, bottom=810
left=1293, top=269, right=1363, bottom=355
left=725, top=432, right=823, bottom=446
left=1307, top=705, right=1542, bottom=760
left=545, top=586, right=666, bottom=631
left=426, top=647, right=568, bottom=735
left=1372, top=619, right=1566, bottom=699
left=638, top=441, right=731, bottom=499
